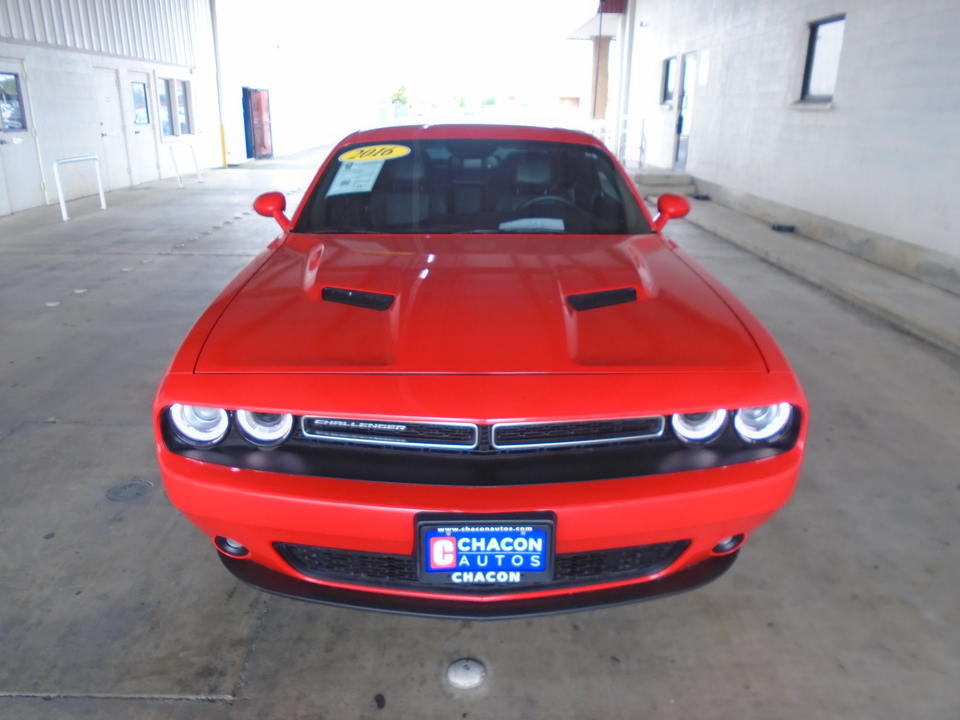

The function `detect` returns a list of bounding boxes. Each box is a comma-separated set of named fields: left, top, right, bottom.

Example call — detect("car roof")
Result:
left=339, top=122, right=604, bottom=148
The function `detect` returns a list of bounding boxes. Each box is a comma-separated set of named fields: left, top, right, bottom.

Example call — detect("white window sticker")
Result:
left=326, top=160, right=386, bottom=197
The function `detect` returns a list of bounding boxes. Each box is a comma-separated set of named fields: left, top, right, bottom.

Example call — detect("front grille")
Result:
left=492, top=417, right=664, bottom=449
left=299, top=416, right=665, bottom=453
left=164, top=408, right=803, bottom=486
left=301, top=416, right=478, bottom=450
left=275, top=539, right=689, bottom=593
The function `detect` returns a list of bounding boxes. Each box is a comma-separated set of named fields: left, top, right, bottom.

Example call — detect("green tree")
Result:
left=481, top=96, right=496, bottom=106
left=391, top=86, right=408, bottom=106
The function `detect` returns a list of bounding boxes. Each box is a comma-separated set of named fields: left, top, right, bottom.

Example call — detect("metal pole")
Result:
left=189, top=145, right=204, bottom=183
left=93, top=157, right=106, bottom=209
left=53, top=161, right=68, bottom=221
left=210, top=0, right=228, bottom=168
left=616, top=0, right=639, bottom=164
left=52, top=155, right=106, bottom=221
left=170, top=144, right=183, bottom=188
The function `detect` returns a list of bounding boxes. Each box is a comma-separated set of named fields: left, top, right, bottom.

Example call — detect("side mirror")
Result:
left=652, top=193, right=691, bottom=232
left=253, top=192, right=292, bottom=231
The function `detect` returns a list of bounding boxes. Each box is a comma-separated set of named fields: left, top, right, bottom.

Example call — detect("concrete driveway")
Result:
left=0, top=150, right=957, bottom=719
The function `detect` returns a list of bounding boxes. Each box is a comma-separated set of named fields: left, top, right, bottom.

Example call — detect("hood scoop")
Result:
left=567, top=287, right=637, bottom=312
left=322, top=287, right=395, bottom=312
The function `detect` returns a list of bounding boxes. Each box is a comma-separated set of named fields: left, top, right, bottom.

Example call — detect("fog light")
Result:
left=712, top=534, right=745, bottom=555
left=215, top=536, right=249, bottom=557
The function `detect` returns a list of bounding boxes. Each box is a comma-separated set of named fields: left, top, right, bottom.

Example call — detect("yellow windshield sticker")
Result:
left=339, top=144, right=411, bottom=162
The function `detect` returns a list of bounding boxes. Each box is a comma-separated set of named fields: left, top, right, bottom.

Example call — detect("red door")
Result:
left=245, top=89, right=273, bottom=160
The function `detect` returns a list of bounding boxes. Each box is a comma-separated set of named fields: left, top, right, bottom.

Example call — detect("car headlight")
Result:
left=235, top=410, right=294, bottom=447
left=169, top=404, right=230, bottom=446
left=734, top=403, right=792, bottom=441
left=671, top=409, right=727, bottom=443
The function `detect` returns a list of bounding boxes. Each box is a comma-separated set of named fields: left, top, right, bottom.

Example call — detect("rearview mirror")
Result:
left=253, top=192, right=292, bottom=231
left=652, top=193, right=691, bottom=232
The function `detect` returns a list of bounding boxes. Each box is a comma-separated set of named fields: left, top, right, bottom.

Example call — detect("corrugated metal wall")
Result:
left=0, top=0, right=211, bottom=67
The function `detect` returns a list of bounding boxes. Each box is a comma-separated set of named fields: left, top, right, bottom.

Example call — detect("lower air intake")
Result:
left=275, top=539, right=690, bottom=593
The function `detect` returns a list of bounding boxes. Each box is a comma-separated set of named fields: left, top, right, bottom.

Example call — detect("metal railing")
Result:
left=169, top=144, right=204, bottom=188
left=52, top=155, right=106, bottom=221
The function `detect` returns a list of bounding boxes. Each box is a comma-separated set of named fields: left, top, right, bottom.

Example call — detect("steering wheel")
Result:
left=519, top=195, right=581, bottom=211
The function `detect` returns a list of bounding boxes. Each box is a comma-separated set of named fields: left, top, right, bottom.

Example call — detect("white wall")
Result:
left=0, top=0, right=213, bottom=66
left=215, top=1, right=382, bottom=163
left=1, top=41, right=220, bottom=199
left=0, top=0, right=220, bottom=210
left=627, top=0, right=960, bottom=260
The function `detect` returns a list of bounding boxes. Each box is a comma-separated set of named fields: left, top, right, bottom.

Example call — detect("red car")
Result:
left=154, top=123, right=806, bottom=618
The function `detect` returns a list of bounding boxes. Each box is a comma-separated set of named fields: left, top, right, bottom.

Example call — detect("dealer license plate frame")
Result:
left=416, top=513, right=555, bottom=588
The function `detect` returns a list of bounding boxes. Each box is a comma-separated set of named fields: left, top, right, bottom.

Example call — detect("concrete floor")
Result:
left=0, top=149, right=958, bottom=719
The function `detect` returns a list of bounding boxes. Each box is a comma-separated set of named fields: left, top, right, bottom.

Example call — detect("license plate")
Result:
left=417, top=517, right=554, bottom=587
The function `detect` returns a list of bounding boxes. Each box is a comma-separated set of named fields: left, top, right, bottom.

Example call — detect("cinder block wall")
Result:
left=626, top=0, right=960, bottom=291
left=0, top=0, right=220, bottom=211
left=0, top=41, right=220, bottom=202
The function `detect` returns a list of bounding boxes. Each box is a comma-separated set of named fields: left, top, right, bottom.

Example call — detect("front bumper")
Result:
left=220, top=549, right=740, bottom=619
left=158, top=442, right=801, bottom=616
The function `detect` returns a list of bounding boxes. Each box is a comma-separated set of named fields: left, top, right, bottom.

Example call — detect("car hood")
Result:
left=194, top=234, right=767, bottom=374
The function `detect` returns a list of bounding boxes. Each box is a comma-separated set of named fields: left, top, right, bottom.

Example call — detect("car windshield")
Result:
left=295, top=139, right=651, bottom=235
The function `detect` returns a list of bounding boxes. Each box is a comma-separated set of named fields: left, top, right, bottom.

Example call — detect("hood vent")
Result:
left=322, top=287, right=395, bottom=311
left=567, top=287, right=637, bottom=312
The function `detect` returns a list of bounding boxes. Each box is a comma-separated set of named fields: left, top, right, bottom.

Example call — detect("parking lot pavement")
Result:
left=0, top=157, right=958, bottom=719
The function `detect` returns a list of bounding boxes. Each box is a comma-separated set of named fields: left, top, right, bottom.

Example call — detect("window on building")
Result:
left=158, top=80, right=174, bottom=135
left=131, top=82, right=149, bottom=125
left=0, top=72, right=26, bottom=131
left=157, top=78, right=192, bottom=136
left=175, top=80, right=191, bottom=134
left=802, top=16, right=845, bottom=101
left=661, top=57, right=677, bottom=104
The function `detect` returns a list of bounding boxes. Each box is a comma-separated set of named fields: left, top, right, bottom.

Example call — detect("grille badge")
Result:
left=301, top=416, right=479, bottom=450
left=310, top=419, right=408, bottom=433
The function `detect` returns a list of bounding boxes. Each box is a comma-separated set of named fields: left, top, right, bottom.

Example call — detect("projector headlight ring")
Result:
left=671, top=409, right=728, bottom=443
left=169, top=404, right=230, bottom=447
left=734, top=403, right=793, bottom=442
left=235, top=409, right=294, bottom=447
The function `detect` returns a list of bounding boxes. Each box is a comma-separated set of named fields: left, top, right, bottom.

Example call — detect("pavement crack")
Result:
left=0, top=692, right=236, bottom=702
left=230, top=594, right=273, bottom=699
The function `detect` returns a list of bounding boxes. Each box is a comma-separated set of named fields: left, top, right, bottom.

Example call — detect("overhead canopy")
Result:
left=568, top=13, right=622, bottom=39
left=569, top=0, right=625, bottom=40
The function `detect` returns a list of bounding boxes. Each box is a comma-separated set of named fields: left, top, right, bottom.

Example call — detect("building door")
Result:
left=0, top=59, right=45, bottom=214
left=242, top=87, right=273, bottom=159
left=674, top=53, right=697, bottom=171
left=93, top=68, right=132, bottom=190
left=127, top=71, right=160, bottom=185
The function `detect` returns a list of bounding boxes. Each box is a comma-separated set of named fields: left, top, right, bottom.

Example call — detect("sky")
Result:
left=217, top=0, right=604, bottom=149
left=223, top=0, right=598, bottom=99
